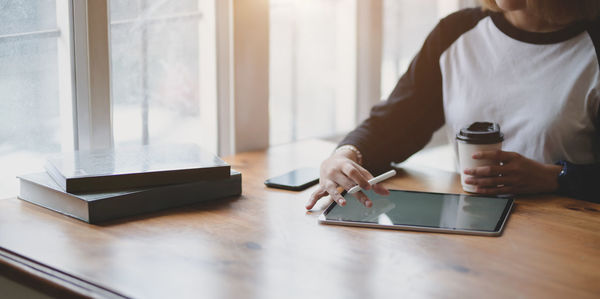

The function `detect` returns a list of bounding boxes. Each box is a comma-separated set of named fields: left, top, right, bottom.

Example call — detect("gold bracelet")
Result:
left=336, top=145, right=363, bottom=165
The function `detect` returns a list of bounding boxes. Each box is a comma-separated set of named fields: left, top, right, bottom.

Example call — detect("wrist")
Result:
left=554, top=161, right=570, bottom=195
left=544, top=164, right=563, bottom=192
left=335, top=145, right=363, bottom=165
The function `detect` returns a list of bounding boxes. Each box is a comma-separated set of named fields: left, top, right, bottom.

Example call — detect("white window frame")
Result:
left=231, top=0, right=270, bottom=153
left=216, top=0, right=270, bottom=155
left=356, top=0, right=383, bottom=123
left=215, top=0, right=235, bottom=156
left=71, top=0, right=113, bottom=151
left=56, top=1, right=76, bottom=151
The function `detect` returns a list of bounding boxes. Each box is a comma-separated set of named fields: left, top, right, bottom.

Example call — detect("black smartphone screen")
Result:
left=264, top=167, right=320, bottom=191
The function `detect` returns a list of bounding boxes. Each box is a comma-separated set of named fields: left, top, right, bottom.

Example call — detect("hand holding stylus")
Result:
left=305, top=149, right=390, bottom=210
left=347, top=170, right=396, bottom=194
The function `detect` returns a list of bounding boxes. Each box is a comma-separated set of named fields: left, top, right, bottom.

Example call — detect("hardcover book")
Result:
left=18, top=170, right=242, bottom=224
left=45, top=144, right=230, bottom=193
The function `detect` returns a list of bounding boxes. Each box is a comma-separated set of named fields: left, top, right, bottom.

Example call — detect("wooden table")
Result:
left=1, top=140, right=599, bottom=298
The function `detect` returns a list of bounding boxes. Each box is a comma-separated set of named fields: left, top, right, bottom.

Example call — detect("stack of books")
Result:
left=17, top=144, right=241, bottom=224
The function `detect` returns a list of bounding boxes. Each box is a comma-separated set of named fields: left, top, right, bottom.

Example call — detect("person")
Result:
left=305, top=0, right=600, bottom=210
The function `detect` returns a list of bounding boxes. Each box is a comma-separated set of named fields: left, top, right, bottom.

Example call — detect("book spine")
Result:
left=64, top=166, right=231, bottom=193
left=88, top=173, right=242, bottom=223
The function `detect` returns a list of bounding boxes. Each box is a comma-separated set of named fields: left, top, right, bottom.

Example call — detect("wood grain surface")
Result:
left=1, top=139, right=599, bottom=299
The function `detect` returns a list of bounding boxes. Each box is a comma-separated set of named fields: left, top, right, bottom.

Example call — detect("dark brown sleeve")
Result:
left=339, top=8, right=487, bottom=173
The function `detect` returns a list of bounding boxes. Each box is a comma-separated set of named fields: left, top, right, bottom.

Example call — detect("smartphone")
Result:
left=264, top=167, right=320, bottom=191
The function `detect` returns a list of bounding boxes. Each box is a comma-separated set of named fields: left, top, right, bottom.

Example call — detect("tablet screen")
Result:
left=322, top=189, right=512, bottom=232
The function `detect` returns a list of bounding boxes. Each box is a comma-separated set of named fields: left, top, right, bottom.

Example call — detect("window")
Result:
left=109, top=0, right=218, bottom=153
left=381, top=0, right=476, bottom=97
left=0, top=1, right=475, bottom=199
left=1, top=0, right=219, bottom=198
left=269, top=0, right=357, bottom=145
left=0, top=0, right=73, bottom=198
left=270, top=0, right=475, bottom=146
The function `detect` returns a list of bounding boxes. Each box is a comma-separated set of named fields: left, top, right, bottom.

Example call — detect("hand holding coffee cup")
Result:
left=456, top=122, right=504, bottom=193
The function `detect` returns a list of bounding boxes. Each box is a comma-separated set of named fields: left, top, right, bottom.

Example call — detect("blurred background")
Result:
left=0, top=0, right=476, bottom=198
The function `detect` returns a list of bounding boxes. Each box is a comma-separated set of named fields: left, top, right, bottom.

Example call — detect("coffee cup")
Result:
left=456, top=122, right=504, bottom=193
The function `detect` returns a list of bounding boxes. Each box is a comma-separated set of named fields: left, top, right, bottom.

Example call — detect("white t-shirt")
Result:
left=341, top=8, right=600, bottom=170
left=441, top=13, right=600, bottom=164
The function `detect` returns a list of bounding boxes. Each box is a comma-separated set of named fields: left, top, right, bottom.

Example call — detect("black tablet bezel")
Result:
left=320, top=189, right=514, bottom=235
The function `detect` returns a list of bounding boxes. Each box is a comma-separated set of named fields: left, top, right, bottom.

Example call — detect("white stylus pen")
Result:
left=347, top=169, right=397, bottom=194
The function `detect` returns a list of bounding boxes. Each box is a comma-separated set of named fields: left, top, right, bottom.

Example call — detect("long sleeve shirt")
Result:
left=339, top=8, right=600, bottom=203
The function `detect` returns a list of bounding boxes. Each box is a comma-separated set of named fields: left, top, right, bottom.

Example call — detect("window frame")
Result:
left=356, top=0, right=383, bottom=123
left=72, top=0, right=113, bottom=151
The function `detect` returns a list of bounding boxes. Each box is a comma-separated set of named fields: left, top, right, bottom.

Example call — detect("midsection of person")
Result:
left=441, top=13, right=600, bottom=165
left=305, top=0, right=600, bottom=210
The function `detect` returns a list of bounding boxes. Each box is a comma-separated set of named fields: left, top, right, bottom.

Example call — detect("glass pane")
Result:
left=381, top=0, right=467, bottom=97
left=110, top=0, right=218, bottom=153
left=269, top=0, right=357, bottom=145
left=0, top=0, right=72, bottom=198
left=0, top=0, right=57, bottom=35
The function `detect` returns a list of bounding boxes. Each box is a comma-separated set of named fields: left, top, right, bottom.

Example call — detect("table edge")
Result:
left=0, top=246, right=128, bottom=299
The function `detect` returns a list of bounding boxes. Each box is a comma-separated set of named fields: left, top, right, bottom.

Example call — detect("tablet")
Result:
left=319, top=189, right=513, bottom=236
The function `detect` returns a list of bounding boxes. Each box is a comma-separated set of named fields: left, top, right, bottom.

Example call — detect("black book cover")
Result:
left=45, top=144, right=230, bottom=193
left=18, top=170, right=242, bottom=224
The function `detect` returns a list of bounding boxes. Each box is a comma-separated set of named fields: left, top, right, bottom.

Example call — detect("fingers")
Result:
left=372, top=183, right=390, bottom=196
left=324, top=182, right=346, bottom=206
left=473, top=150, right=520, bottom=162
left=305, top=181, right=349, bottom=210
left=305, top=186, right=328, bottom=210
left=331, top=172, right=362, bottom=192
left=331, top=172, right=374, bottom=208
left=352, top=191, right=372, bottom=208
left=463, top=165, right=508, bottom=176
left=355, top=164, right=375, bottom=180
left=305, top=183, right=374, bottom=210
left=464, top=176, right=516, bottom=188
left=464, top=151, right=521, bottom=193
left=341, top=163, right=371, bottom=190
left=475, top=185, right=515, bottom=195
left=307, top=155, right=381, bottom=210
left=341, top=163, right=390, bottom=197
